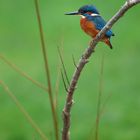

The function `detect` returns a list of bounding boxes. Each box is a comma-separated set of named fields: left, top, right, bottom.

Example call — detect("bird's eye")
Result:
left=79, top=9, right=92, bottom=15
left=78, top=9, right=86, bottom=14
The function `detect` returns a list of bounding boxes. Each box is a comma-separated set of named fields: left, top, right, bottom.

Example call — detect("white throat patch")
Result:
left=80, top=13, right=100, bottom=18
left=80, top=15, right=86, bottom=18
left=91, top=13, right=100, bottom=17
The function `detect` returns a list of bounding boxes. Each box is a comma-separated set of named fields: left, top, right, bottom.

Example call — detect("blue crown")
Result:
left=78, top=5, right=100, bottom=14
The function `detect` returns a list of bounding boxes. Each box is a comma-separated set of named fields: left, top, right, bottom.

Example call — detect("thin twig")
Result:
left=34, top=0, right=59, bottom=140
left=54, top=61, right=61, bottom=109
left=0, top=54, right=48, bottom=92
left=88, top=92, right=112, bottom=140
left=72, top=54, right=78, bottom=69
left=0, top=81, right=48, bottom=140
left=62, top=1, right=140, bottom=140
left=88, top=91, right=112, bottom=140
left=95, top=55, right=104, bottom=140
left=54, top=62, right=61, bottom=134
left=99, top=92, right=112, bottom=117
left=57, top=46, right=70, bottom=86
left=61, top=69, right=68, bottom=92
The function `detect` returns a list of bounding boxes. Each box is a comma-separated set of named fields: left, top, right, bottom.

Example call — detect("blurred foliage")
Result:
left=0, top=0, right=140, bottom=140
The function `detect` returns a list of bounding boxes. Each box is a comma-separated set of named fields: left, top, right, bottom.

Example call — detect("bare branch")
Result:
left=34, top=0, right=59, bottom=140
left=62, top=1, right=140, bottom=140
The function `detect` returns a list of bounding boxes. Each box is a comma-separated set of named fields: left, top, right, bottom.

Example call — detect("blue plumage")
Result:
left=65, top=4, right=114, bottom=49
left=78, top=5, right=100, bottom=14
left=86, top=15, right=114, bottom=38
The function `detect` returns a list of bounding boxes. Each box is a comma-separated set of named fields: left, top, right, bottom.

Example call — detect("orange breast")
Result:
left=80, top=18, right=99, bottom=38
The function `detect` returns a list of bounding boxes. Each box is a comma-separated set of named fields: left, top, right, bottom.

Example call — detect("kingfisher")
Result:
left=65, top=5, right=114, bottom=49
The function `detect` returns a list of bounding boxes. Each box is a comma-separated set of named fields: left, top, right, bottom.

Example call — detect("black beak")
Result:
left=65, top=11, right=79, bottom=15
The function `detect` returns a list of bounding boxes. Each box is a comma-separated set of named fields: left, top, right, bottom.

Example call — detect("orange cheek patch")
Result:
left=86, top=12, right=92, bottom=15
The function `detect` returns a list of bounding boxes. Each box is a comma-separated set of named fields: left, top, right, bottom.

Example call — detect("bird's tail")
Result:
left=104, top=38, right=113, bottom=49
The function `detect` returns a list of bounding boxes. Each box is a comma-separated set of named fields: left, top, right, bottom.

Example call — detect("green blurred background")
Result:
left=0, top=0, right=140, bottom=140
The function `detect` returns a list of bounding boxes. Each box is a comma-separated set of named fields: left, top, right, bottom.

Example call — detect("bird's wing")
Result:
left=88, top=16, right=114, bottom=37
